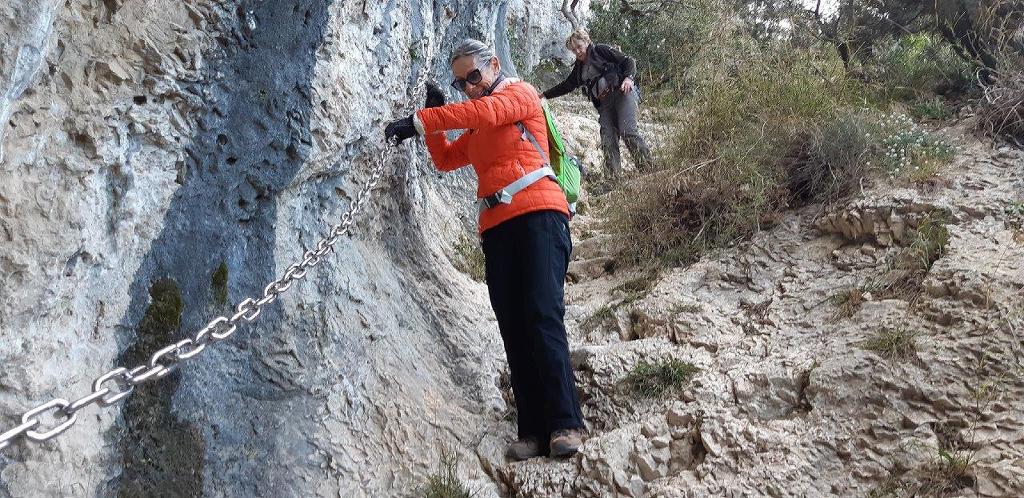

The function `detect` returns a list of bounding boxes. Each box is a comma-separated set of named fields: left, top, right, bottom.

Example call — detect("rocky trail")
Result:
left=470, top=102, right=1024, bottom=497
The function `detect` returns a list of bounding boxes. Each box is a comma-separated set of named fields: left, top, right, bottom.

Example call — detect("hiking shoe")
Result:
left=549, top=429, right=584, bottom=457
left=506, top=437, right=543, bottom=461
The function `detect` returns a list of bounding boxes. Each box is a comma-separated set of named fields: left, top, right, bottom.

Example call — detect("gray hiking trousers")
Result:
left=597, top=87, right=653, bottom=177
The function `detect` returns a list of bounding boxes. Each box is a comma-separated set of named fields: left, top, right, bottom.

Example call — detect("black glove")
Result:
left=384, top=115, right=417, bottom=143
left=425, top=82, right=445, bottom=108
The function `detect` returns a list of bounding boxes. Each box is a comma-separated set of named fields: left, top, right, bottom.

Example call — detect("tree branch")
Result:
left=562, top=0, right=579, bottom=29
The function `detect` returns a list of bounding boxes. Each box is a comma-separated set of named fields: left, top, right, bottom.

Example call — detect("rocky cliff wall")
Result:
left=0, top=1, right=583, bottom=496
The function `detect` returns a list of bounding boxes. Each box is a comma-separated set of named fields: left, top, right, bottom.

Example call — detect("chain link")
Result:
left=0, top=419, right=38, bottom=451
left=0, top=65, right=432, bottom=450
left=21, top=399, right=77, bottom=443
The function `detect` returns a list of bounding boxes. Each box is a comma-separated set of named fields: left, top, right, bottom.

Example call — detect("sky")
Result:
left=799, top=0, right=840, bottom=18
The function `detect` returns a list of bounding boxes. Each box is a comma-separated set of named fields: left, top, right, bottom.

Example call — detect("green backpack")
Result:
left=516, top=100, right=584, bottom=212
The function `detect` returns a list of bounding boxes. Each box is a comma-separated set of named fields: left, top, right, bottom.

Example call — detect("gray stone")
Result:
left=666, top=407, right=693, bottom=427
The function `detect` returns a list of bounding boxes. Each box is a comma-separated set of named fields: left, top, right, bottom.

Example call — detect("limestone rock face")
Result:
left=4, top=1, right=1024, bottom=497
left=0, top=1, right=580, bottom=496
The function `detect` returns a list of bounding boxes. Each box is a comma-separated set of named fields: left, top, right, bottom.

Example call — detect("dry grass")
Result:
left=974, top=0, right=1024, bottom=143
left=914, top=450, right=977, bottom=495
left=868, top=450, right=977, bottom=497
left=978, top=70, right=1024, bottom=143
left=581, top=304, right=617, bottom=333
left=859, top=327, right=920, bottom=360
left=421, top=447, right=473, bottom=498
left=831, top=287, right=867, bottom=321
left=452, top=236, right=485, bottom=283
left=623, top=359, right=700, bottom=398
left=871, top=213, right=951, bottom=299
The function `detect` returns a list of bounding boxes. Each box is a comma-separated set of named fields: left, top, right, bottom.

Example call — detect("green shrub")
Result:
left=605, top=44, right=864, bottom=267
left=784, top=111, right=876, bottom=206
left=624, top=359, right=700, bottom=398
left=872, top=112, right=955, bottom=180
left=911, top=96, right=955, bottom=121
left=866, top=33, right=976, bottom=101
left=596, top=1, right=958, bottom=269
left=589, top=0, right=723, bottom=103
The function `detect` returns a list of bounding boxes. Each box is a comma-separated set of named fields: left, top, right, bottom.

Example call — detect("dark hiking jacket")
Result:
left=542, top=44, right=637, bottom=108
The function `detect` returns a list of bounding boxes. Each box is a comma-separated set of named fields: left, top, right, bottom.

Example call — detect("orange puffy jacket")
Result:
left=415, top=79, right=569, bottom=234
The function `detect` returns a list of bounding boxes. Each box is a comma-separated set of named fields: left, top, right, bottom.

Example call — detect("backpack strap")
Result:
left=477, top=122, right=556, bottom=212
left=516, top=122, right=549, bottom=164
left=513, top=121, right=577, bottom=217
left=478, top=166, right=556, bottom=211
left=588, top=45, right=613, bottom=74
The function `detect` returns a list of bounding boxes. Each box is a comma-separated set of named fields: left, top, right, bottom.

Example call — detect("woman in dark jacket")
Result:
left=543, top=28, right=654, bottom=180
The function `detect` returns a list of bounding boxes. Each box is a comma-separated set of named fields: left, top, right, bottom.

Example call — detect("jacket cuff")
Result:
left=413, top=112, right=426, bottom=135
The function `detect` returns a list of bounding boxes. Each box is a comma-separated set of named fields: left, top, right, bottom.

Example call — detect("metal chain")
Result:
left=1, top=67, right=432, bottom=452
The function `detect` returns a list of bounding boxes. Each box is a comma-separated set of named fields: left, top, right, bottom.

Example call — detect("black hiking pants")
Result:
left=481, top=210, right=585, bottom=441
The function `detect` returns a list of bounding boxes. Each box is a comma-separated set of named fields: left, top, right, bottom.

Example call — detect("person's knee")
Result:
left=624, top=133, right=645, bottom=145
left=618, top=117, right=639, bottom=134
left=530, top=322, right=571, bottom=358
left=523, top=298, right=563, bottom=322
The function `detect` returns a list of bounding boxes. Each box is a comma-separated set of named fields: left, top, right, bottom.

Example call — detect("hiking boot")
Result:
left=506, top=437, right=543, bottom=461
left=549, top=429, right=584, bottom=457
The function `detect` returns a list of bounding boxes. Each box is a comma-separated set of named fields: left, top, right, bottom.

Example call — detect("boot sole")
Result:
left=549, top=445, right=580, bottom=458
left=506, top=451, right=542, bottom=461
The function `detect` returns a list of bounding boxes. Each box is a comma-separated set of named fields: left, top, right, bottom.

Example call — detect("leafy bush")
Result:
left=597, top=1, right=960, bottom=269
left=589, top=0, right=724, bottom=103
left=865, top=33, right=977, bottom=101
left=872, top=112, right=955, bottom=180
left=605, top=43, right=865, bottom=267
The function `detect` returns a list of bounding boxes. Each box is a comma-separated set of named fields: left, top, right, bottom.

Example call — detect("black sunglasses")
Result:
left=451, top=63, right=487, bottom=91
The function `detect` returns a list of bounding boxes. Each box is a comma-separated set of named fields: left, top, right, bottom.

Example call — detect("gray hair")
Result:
left=450, top=38, right=496, bottom=66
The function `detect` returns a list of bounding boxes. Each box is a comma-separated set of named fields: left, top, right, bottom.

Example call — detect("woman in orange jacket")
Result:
left=385, top=38, right=585, bottom=459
